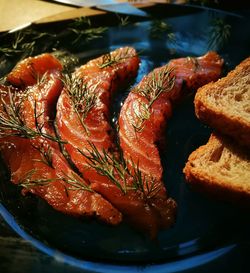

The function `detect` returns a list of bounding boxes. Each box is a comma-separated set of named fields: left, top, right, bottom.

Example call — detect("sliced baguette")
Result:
left=194, top=57, right=250, bottom=147
left=183, top=133, right=250, bottom=206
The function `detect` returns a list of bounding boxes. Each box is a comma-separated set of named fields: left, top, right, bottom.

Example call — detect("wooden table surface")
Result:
left=0, top=0, right=165, bottom=32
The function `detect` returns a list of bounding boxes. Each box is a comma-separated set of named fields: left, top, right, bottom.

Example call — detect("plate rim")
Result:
left=0, top=203, right=236, bottom=271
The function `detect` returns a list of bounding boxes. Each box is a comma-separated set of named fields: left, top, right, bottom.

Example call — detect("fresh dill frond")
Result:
left=98, top=53, right=118, bottom=69
left=69, top=17, right=107, bottom=44
left=187, top=56, right=200, bottom=72
left=208, top=18, right=231, bottom=50
left=19, top=168, right=93, bottom=193
left=150, top=20, right=176, bottom=43
left=130, top=160, right=161, bottom=200
left=60, top=171, right=93, bottom=192
left=70, top=27, right=107, bottom=44
left=131, top=101, right=150, bottom=132
left=0, top=89, right=36, bottom=139
left=69, top=17, right=92, bottom=28
left=117, top=15, right=130, bottom=26
left=79, top=141, right=162, bottom=199
left=0, top=76, right=6, bottom=85
left=0, top=88, right=65, bottom=144
left=19, top=169, right=55, bottom=188
left=131, top=66, right=175, bottom=131
left=135, top=66, right=175, bottom=106
left=0, top=29, right=55, bottom=58
left=32, top=141, right=54, bottom=168
left=98, top=47, right=137, bottom=69
left=80, top=142, right=128, bottom=194
left=62, top=74, right=97, bottom=135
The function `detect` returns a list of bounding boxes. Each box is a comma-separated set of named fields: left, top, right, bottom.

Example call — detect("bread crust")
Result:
left=195, top=57, right=250, bottom=147
left=183, top=134, right=250, bottom=207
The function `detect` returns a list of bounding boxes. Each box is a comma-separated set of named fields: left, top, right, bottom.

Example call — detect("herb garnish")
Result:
left=150, top=20, right=176, bottom=43
left=208, top=18, right=231, bottom=50
left=19, top=169, right=55, bottom=189
left=98, top=47, right=137, bottom=69
left=60, top=171, right=93, bottom=192
left=62, top=74, right=97, bottom=135
left=68, top=17, right=107, bottom=44
left=19, top=168, right=93, bottom=193
left=0, top=29, right=54, bottom=58
left=79, top=142, right=161, bottom=199
left=118, top=15, right=130, bottom=27
left=131, top=66, right=175, bottom=131
left=32, top=141, right=54, bottom=169
left=0, top=88, right=64, bottom=143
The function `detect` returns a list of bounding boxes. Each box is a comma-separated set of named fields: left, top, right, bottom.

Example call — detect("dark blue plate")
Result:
left=0, top=4, right=250, bottom=272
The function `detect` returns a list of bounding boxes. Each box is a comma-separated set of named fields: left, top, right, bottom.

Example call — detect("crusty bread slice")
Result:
left=183, top=133, right=250, bottom=206
left=194, top=57, right=250, bottom=147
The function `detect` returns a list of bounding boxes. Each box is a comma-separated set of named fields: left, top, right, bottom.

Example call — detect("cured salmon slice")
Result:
left=168, top=51, right=224, bottom=95
left=118, top=51, right=224, bottom=224
left=56, top=47, right=175, bottom=237
left=119, top=52, right=224, bottom=179
left=1, top=135, right=121, bottom=224
left=6, top=53, right=63, bottom=88
left=0, top=54, right=122, bottom=225
left=56, top=47, right=140, bottom=169
left=82, top=144, right=177, bottom=238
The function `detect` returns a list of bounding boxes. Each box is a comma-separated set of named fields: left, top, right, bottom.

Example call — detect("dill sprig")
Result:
left=130, top=160, right=161, bottom=200
left=0, top=88, right=64, bottom=143
left=117, top=15, right=130, bottom=26
left=98, top=47, right=137, bottom=69
left=60, top=171, right=93, bottom=192
left=19, top=169, right=55, bottom=189
left=131, top=66, right=175, bottom=131
left=70, top=17, right=92, bottom=28
left=32, top=141, right=54, bottom=168
left=80, top=142, right=128, bottom=194
left=0, top=76, right=6, bottom=85
left=19, top=168, right=93, bottom=194
left=0, top=29, right=55, bottom=58
left=150, top=20, right=176, bottom=43
left=69, top=17, right=107, bottom=44
left=62, top=74, right=97, bottom=135
left=79, top=142, right=161, bottom=199
left=0, top=89, right=36, bottom=138
left=134, top=66, right=175, bottom=105
left=208, top=18, right=231, bottom=50
left=131, top=101, right=151, bottom=132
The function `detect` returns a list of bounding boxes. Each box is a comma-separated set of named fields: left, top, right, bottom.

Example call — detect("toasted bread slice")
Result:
left=194, top=57, right=250, bottom=147
left=183, top=134, right=250, bottom=206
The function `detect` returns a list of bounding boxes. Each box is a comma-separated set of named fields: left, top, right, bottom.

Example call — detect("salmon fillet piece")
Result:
left=6, top=53, right=63, bottom=88
left=0, top=54, right=122, bottom=225
left=119, top=51, right=224, bottom=180
left=118, top=51, right=224, bottom=230
left=56, top=47, right=140, bottom=167
left=56, top=47, right=172, bottom=237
